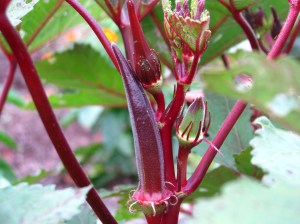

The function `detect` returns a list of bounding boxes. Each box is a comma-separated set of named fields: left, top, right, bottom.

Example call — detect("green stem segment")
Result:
left=0, top=3, right=117, bottom=224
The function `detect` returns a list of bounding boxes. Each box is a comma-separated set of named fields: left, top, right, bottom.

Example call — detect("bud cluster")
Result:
left=127, top=0, right=162, bottom=94
left=244, top=6, right=282, bottom=40
left=162, top=0, right=211, bottom=84
left=176, top=97, right=210, bottom=148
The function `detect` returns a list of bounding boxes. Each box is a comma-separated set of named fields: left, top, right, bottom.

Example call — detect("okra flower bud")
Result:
left=176, top=98, right=210, bottom=147
left=163, top=0, right=211, bottom=60
left=127, top=0, right=162, bottom=94
left=244, top=7, right=267, bottom=29
left=270, top=7, right=282, bottom=39
left=112, top=44, right=171, bottom=217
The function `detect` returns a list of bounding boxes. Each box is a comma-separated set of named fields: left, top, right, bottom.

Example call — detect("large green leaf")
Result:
left=250, top=117, right=300, bottom=187
left=202, top=52, right=300, bottom=133
left=196, top=91, right=253, bottom=169
left=64, top=205, right=97, bottom=224
left=0, top=183, right=90, bottom=224
left=187, top=166, right=238, bottom=201
left=234, top=147, right=264, bottom=178
left=188, top=178, right=300, bottom=224
left=35, top=44, right=126, bottom=107
left=201, top=0, right=289, bottom=64
left=21, top=0, right=104, bottom=52
left=7, top=0, right=39, bottom=26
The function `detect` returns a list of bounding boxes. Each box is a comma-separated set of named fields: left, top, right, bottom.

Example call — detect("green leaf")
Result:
left=188, top=178, right=300, bottom=224
left=203, top=52, right=300, bottom=133
left=7, top=0, right=39, bottom=26
left=187, top=166, right=238, bottom=200
left=221, top=0, right=257, bottom=10
left=196, top=91, right=253, bottom=169
left=0, top=183, right=90, bottom=224
left=100, top=185, right=142, bottom=222
left=201, top=0, right=289, bottom=64
left=0, top=131, right=17, bottom=149
left=14, top=170, right=49, bottom=185
left=0, top=158, right=16, bottom=183
left=250, top=117, right=300, bottom=187
left=21, top=0, right=104, bottom=52
left=35, top=44, right=126, bottom=108
left=64, top=205, right=97, bottom=224
left=234, top=147, right=264, bottom=178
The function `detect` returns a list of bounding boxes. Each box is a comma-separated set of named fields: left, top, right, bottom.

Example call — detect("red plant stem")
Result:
left=183, top=100, right=247, bottom=194
left=161, top=198, right=184, bottom=224
left=145, top=214, right=164, bottom=224
left=65, top=0, right=119, bottom=71
left=182, top=53, right=201, bottom=84
left=153, top=91, right=165, bottom=120
left=0, top=12, right=117, bottom=224
left=221, top=53, right=230, bottom=68
left=284, top=19, right=300, bottom=54
left=177, top=146, right=191, bottom=186
left=258, top=39, right=269, bottom=54
left=26, top=0, right=64, bottom=46
left=0, top=57, right=16, bottom=115
left=268, top=3, right=300, bottom=59
left=120, top=25, right=134, bottom=64
left=219, top=0, right=260, bottom=51
left=139, top=0, right=159, bottom=20
left=160, top=125, right=176, bottom=185
left=160, top=84, right=185, bottom=184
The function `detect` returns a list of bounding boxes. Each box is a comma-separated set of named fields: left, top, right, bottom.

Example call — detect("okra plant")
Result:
left=0, top=0, right=299, bottom=224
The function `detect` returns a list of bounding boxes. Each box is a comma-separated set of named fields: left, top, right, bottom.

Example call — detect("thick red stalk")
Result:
left=268, top=3, right=300, bottom=59
left=153, top=91, right=165, bottom=120
left=120, top=25, right=134, bottom=64
left=139, top=0, right=160, bottom=20
left=65, top=0, right=119, bottom=71
left=161, top=198, right=184, bottom=224
left=284, top=19, right=300, bottom=54
left=177, top=146, right=191, bottom=186
left=182, top=53, right=201, bottom=85
left=183, top=100, right=247, bottom=193
left=0, top=8, right=117, bottom=224
left=160, top=84, right=185, bottom=184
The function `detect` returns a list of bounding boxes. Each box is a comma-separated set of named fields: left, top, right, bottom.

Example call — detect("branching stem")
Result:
left=0, top=11, right=117, bottom=224
left=284, top=18, right=300, bottom=54
left=65, top=0, right=119, bottom=70
left=268, top=3, right=300, bottom=59
left=219, top=0, right=260, bottom=50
